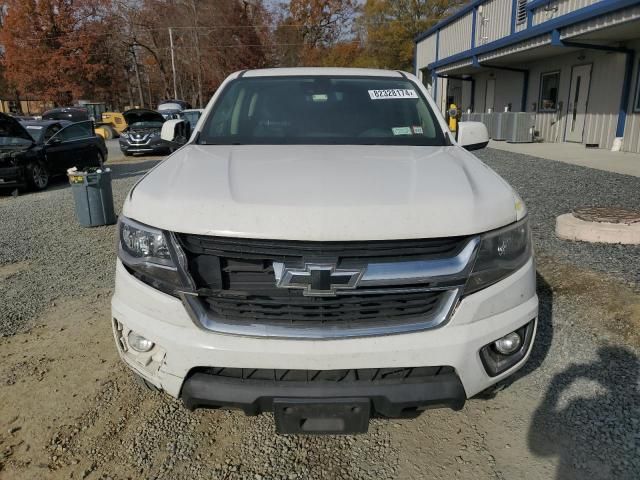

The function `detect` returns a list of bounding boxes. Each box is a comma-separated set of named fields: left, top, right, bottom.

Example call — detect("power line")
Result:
left=2, top=41, right=364, bottom=59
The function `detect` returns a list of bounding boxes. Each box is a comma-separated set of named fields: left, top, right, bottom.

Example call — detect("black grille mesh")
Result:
left=198, top=366, right=454, bottom=383
left=203, top=290, right=444, bottom=325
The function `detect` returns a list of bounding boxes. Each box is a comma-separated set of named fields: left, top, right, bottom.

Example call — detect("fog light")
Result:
left=127, top=332, right=154, bottom=352
left=480, top=320, right=536, bottom=377
left=493, top=332, right=522, bottom=355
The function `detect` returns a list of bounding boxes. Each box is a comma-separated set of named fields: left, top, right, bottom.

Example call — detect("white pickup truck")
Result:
left=112, top=67, right=537, bottom=435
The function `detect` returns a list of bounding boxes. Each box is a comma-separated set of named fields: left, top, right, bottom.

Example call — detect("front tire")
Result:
left=26, top=162, right=49, bottom=191
left=97, top=151, right=105, bottom=167
left=101, top=125, right=114, bottom=140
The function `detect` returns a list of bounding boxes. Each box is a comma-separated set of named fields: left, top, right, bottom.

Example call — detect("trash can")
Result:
left=68, top=168, right=116, bottom=227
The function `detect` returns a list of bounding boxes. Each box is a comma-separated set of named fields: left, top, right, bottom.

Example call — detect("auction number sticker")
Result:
left=368, top=89, right=419, bottom=100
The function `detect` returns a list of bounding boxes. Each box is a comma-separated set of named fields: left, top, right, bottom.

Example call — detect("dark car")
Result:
left=0, top=114, right=107, bottom=191
left=42, top=107, right=90, bottom=122
left=119, top=109, right=171, bottom=156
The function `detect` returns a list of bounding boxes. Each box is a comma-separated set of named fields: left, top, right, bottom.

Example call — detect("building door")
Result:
left=565, top=64, right=592, bottom=142
left=485, top=79, right=495, bottom=112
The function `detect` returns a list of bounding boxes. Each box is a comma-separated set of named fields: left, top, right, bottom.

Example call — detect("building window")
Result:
left=539, top=71, right=560, bottom=112
left=634, top=60, right=640, bottom=113
left=516, top=0, right=528, bottom=25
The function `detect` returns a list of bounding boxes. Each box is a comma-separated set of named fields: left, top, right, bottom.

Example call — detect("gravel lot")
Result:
left=0, top=157, right=159, bottom=337
left=0, top=145, right=639, bottom=479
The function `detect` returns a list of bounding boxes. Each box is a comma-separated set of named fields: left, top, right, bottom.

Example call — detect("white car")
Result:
left=112, top=68, right=537, bottom=435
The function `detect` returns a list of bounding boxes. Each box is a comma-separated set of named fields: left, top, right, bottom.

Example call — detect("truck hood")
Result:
left=0, top=113, right=35, bottom=144
left=124, top=145, right=518, bottom=240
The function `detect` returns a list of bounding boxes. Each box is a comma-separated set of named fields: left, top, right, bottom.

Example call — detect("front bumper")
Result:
left=111, top=256, right=538, bottom=407
left=0, top=166, right=25, bottom=188
left=119, top=138, right=169, bottom=155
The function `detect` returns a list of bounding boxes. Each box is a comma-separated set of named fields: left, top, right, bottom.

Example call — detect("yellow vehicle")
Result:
left=95, top=112, right=127, bottom=139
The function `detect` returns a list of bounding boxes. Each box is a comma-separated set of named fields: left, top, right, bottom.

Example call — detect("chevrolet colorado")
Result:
left=112, top=68, right=537, bottom=434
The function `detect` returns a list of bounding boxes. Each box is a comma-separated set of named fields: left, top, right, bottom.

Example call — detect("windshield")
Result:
left=198, top=76, right=446, bottom=146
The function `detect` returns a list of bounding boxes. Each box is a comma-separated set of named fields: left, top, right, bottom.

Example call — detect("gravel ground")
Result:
left=0, top=148, right=639, bottom=479
left=0, top=158, right=160, bottom=337
left=476, top=148, right=640, bottom=287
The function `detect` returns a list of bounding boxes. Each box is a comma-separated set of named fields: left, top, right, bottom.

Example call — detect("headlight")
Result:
left=464, top=217, right=532, bottom=294
left=120, top=132, right=129, bottom=139
left=118, top=216, right=185, bottom=295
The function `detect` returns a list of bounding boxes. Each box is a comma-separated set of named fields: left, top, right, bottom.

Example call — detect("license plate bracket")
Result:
left=274, top=398, right=370, bottom=435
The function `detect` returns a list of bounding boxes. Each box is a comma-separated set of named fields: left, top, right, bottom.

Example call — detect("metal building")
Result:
left=414, top=0, right=640, bottom=153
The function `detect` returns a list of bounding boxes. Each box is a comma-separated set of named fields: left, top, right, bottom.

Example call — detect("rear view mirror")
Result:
left=161, top=119, right=190, bottom=145
left=457, top=122, right=489, bottom=151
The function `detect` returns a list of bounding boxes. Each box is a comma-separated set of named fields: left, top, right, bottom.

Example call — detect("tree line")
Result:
left=0, top=0, right=464, bottom=112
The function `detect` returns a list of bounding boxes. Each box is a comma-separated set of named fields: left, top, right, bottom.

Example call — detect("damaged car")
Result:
left=119, top=109, right=171, bottom=156
left=0, top=114, right=107, bottom=191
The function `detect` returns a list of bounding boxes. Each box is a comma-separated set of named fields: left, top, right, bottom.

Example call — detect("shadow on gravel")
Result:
left=528, top=346, right=640, bottom=479
left=109, top=160, right=162, bottom=180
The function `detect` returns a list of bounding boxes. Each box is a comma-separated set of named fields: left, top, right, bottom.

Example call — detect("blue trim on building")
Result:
left=424, top=0, right=639, bottom=71
left=511, top=0, right=518, bottom=34
left=526, top=0, right=553, bottom=11
left=616, top=51, right=635, bottom=137
left=471, top=7, right=477, bottom=48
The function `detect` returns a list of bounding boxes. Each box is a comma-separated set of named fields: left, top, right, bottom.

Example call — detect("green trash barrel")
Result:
left=68, top=168, right=116, bottom=227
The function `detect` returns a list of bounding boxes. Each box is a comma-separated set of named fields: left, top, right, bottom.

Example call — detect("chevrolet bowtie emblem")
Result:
left=273, top=262, right=364, bottom=296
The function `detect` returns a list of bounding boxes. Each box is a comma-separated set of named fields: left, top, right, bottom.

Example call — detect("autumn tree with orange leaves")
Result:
left=0, top=0, right=126, bottom=106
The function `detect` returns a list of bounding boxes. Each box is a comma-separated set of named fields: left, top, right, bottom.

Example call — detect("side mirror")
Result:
left=161, top=119, right=190, bottom=145
left=457, top=121, right=489, bottom=151
left=46, top=137, right=62, bottom=146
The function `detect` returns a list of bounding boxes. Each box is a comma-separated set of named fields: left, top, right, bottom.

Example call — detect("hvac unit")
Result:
left=492, top=112, right=507, bottom=141
left=478, top=113, right=490, bottom=136
left=505, top=112, right=536, bottom=143
left=483, top=112, right=495, bottom=138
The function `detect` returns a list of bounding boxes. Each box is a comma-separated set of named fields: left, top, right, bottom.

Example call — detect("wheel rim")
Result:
left=32, top=165, right=48, bottom=188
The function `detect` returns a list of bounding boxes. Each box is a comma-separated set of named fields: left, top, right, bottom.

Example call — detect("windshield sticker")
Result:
left=312, top=94, right=328, bottom=102
left=368, top=89, right=419, bottom=100
left=392, top=127, right=413, bottom=136
left=412, top=126, right=424, bottom=134
left=26, top=126, right=44, bottom=130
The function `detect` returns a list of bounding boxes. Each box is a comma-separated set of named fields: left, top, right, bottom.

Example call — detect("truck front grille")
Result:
left=176, top=234, right=473, bottom=338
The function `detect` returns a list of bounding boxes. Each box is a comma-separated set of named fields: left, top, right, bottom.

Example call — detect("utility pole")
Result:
left=131, top=46, right=145, bottom=108
left=169, top=27, right=178, bottom=99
